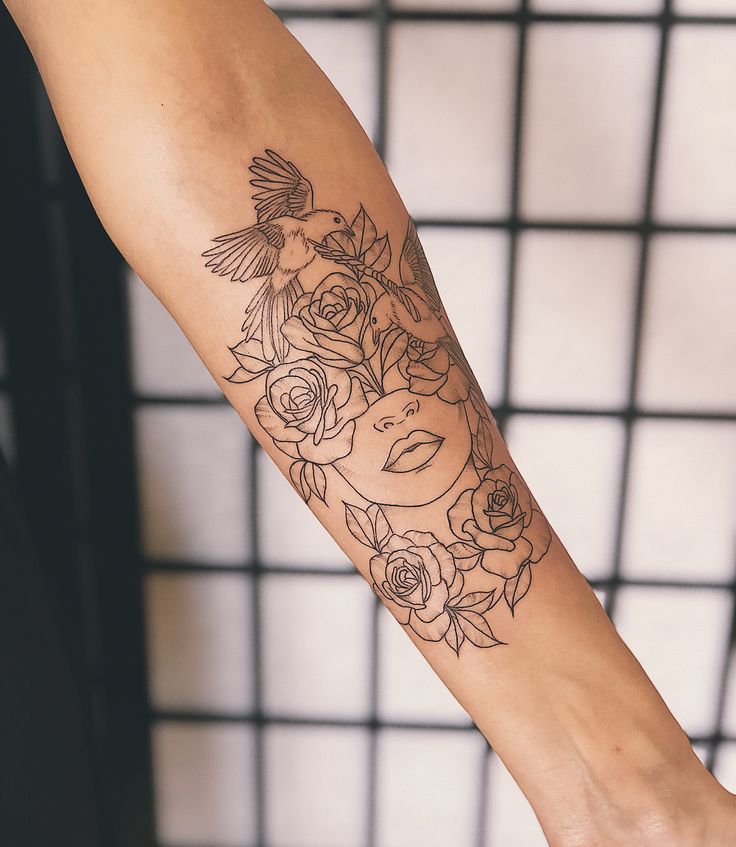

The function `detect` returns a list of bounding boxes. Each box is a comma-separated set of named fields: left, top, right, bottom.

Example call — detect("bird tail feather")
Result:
left=241, top=278, right=302, bottom=363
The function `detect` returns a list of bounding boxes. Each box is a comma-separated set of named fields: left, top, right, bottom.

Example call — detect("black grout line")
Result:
left=150, top=709, right=734, bottom=748
left=706, top=551, right=736, bottom=774
left=247, top=435, right=266, bottom=845
left=496, top=0, right=528, bottom=439
left=606, top=0, right=672, bottom=624
left=411, top=217, right=736, bottom=235
left=476, top=743, right=493, bottom=847
left=272, top=6, right=736, bottom=27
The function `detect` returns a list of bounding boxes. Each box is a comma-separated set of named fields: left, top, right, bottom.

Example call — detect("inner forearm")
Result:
left=7, top=1, right=733, bottom=844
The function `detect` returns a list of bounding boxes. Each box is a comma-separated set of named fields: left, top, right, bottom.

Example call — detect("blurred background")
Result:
left=1, top=1, right=735, bottom=846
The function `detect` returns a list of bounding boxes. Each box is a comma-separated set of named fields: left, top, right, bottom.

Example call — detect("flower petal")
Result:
left=481, top=538, right=532, bottom=578
left=525, top=509, right=552, bottom=563
left=447, top=489, right=474, bottom=540
left=409, top=609, right=451, bottom=641
left=255, top=396, right=304, bottom=443
left=298, top=420, right=356, bottom=464
left=414, top=580, right=449, bottom=622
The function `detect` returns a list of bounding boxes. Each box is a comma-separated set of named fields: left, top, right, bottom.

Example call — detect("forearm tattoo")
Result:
left=202, top=149, right=551, bottom=655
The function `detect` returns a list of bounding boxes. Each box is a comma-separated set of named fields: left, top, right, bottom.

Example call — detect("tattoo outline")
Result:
left=202, top=149, right=552, bottom=655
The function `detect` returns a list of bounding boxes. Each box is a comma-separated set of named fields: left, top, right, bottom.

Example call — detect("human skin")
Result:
left=5, top=1, right=735, bottom=844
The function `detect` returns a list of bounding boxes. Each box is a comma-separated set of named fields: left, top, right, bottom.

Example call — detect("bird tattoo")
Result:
left=312, top=220, right=484, bottom=406
left=202, top=149, right=353, bottom=363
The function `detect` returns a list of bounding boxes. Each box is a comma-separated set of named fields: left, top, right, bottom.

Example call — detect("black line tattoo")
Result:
left=202, top=149, right=552, bottom=655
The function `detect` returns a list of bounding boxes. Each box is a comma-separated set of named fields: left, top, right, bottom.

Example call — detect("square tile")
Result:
left=505, top=415, right=625, bottom=580
left=261, top=573, right=371, bottom=718
left=286, top=19, right=377, bottom=141
left=377, top=604, right=471, bottom=725
left=388, top=23, right=516, bottom=217
left=144, top=572, right=253, bottom=712
left=655, top=27, right=736, bottom=223
left=257, top=449, right=350, bottom=570
left=152, top=721, right=255, bottom=846
left=521, top=24, right=658, bottom=220
left=715, top=742, right=736, bottom=794
left=621, top=420, right=736, bottom=582
left=674, top=0, right=736, bottom=11
left=127, top=269, right=222, bottom=398
left=532, top=0, right=661, bottom=10
left=512, top=231, right=638, bottom=408
left=613, top=586, right=732, bottom=737
left=395, top=0, right=518, bottom=8
left=722, top=641, right=736, bottom=737
left=376, top=729, right=486, bottom=847
left=265, top=725, right=368, bottom=847
left=270, top=0, right=368, bottom=7
left=638, top=235, right=736, bottom=411
left=486, top=752, right=547, bottom=847
left=417, top=226, right=508, bottom=407
left=135, top=405, right=251, bottom=564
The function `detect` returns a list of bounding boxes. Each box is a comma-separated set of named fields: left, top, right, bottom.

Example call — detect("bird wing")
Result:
left=202, top=221, right=285, bottom=282
left=249, top=149, right=314, bottom=222
left=399, top=219, right=441, bottom=313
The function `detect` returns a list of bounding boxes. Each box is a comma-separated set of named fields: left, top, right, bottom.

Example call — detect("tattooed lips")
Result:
left=382, top=429, right=445, bottom=473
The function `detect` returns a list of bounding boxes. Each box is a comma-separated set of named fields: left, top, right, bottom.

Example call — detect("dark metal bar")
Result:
left=247, top=436, right=266, bottom=844
left=606, top=1, right=672, bottom=623
left=148, top=710, right=734, bottom=751
left=496, top=0, right=528, bottom=438
left=412, top=217, right=736, bottom=235
left=707, top=553, right=736, bottom=773
left=272, top=6, right=736, bottom=27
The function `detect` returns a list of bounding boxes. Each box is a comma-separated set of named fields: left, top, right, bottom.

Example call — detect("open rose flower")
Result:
left=400, top=338, right=470, bottom=403
left=370, top=530, right=463, bottom=641
left=255, top=358, right=368, bottom=464
left=448, top=465, right=550, bottom=578
left=281, top=272, right=375, bottom=368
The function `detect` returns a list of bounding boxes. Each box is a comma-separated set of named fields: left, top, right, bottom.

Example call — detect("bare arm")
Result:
left=6, top=1, right=734, bottom=844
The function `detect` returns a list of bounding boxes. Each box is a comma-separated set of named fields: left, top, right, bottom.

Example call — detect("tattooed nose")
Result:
left=375, top=398, right=420, bottom=431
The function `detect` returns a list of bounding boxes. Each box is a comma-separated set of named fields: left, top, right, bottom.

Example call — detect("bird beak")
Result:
left=341, top=226, right=355, bottom=237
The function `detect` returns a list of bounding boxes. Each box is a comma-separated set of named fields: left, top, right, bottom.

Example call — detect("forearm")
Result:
left=8, top=1, right=733, bottom=844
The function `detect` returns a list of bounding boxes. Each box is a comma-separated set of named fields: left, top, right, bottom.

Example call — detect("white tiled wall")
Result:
left=131, top=4, right=736, bottom=846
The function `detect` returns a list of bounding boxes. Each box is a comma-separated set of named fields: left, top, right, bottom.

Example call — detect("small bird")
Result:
left=202, top=149, right=353, bottom=362
left=313, top=221, right=482, bottom=404
left=312, top=219, right=448, bottom=344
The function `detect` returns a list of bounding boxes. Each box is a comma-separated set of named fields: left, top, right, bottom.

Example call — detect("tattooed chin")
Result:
left=333, top=389, right=472, bottom=507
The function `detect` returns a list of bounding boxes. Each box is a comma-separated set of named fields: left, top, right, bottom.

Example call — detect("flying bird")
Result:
left=312, top=221, right=483, bottom=405
left=202, top=149, right=353, bottom=362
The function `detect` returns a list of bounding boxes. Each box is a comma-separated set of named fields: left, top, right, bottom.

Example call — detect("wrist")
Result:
left=467, top=557, right=733, bottom=846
